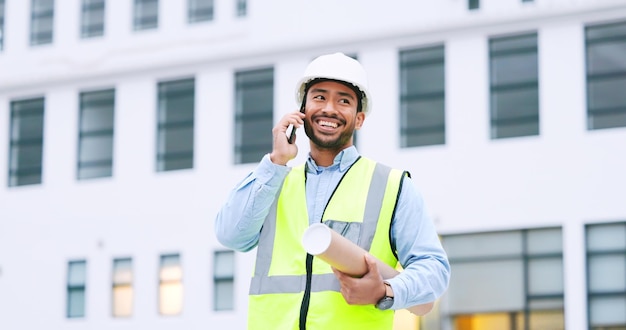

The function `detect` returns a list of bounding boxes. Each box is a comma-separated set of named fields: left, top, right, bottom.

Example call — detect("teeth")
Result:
left=319, top=120, right=338, bottom=128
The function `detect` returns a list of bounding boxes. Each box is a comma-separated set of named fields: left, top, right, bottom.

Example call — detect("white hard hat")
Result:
left=295, top=52, right=372, bottom=115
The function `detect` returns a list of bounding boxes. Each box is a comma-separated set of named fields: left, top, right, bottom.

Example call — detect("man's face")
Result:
left=303, top=80, right=365, bottom=150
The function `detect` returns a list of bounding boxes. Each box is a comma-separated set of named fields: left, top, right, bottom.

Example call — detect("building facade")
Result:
left=1, top=0, right=625, bottom=329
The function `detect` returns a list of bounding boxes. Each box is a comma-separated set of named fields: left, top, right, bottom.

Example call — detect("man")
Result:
left=215, top=52, right=450, bottom=330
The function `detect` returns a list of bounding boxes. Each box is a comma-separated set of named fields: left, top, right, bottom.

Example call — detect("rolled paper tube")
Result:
left=301, top=223, right=434, bottom=316
left=301, top=223, right=399, bottom=278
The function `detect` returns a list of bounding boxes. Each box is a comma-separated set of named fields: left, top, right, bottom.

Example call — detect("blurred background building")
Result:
left=1, top=0, right=625, bottom=329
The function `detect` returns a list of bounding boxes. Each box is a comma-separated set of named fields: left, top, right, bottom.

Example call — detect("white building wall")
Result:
left=1, top=0, right=626, bottom=329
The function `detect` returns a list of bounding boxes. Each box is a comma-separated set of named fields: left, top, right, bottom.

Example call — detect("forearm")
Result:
left=215, top=154, right=290, bottom=252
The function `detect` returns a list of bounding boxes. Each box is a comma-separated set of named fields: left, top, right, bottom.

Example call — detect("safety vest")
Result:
left=248, top=157, right=407, bottom=330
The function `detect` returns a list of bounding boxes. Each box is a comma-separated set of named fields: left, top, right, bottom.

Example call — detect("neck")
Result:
left=309, top=145, right=351, bottom=167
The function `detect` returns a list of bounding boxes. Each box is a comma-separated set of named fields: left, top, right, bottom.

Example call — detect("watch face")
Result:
left=376, top=296, right=394, bottom=310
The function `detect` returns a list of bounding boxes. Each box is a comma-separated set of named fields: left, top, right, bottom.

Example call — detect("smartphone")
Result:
left=287, top=104, right=305, bottom=144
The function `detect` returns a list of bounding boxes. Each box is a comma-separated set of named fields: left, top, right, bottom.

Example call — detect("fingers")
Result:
left=269, top=110, right=305, bottom=165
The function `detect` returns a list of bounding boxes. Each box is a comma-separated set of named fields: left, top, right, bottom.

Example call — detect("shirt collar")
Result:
left=306, top=146, right=360, bottom=173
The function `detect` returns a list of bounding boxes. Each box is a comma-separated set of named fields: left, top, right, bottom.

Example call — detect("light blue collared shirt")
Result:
left=215, top=146, right=450, bottom=309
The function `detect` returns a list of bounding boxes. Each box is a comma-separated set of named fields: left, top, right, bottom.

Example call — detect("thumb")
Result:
left=364, top=254, right=379, bottom=274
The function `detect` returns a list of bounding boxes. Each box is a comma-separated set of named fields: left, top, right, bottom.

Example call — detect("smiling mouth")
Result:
left=318, top=120, right=338, bottom=128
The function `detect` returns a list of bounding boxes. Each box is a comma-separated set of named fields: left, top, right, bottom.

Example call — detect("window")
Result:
left=30, top=0, right=54, bottom=45
left=67, top=260, right=87, bottom=318
left=399, top=45, right=446, bottom=147
left=469, top=0, right=479, bottom=10
left=236, top=0, right=246, bottom=17
left=585, top=20, right=626, bottom=130
left=586, top=222, right=626, bottom=330
left=214, top=250, right=235, bottom=311
left=489, top=33, right=539, bottom=139
left=159, top=254, right=182, bottom=315
left=81, top=0, right=105, bottom=38
left=8, top=98, right=45, bottom=187
left=112, top=258, right=133, bottom=317
left=157, top=78, right=195, bottom=172
left=234, top=68, right=273, bottom=164
left=78, top=89, right=115, bottom=180
left=0, top=0, right=5, bottom=51
left=442, top=228, right=564, bottom=330
left=188, top=0, right=213, bottom=23
left=133, top=0, right=158, bottom=31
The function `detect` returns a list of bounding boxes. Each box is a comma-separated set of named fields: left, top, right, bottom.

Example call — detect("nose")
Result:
left=322, top=100, right=337, bottom=113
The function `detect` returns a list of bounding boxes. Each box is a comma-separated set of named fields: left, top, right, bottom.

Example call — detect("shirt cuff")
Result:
left=253, top=153, right=291, bottom=187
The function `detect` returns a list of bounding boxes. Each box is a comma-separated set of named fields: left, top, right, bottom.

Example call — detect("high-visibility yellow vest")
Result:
left=248, top=157, right=407, bottom=330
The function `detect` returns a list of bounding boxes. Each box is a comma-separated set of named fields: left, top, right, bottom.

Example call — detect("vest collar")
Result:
left=305, top=146, right=360, bottom=174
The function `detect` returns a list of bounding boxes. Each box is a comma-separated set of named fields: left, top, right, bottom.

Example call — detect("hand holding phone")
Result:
left=287, top=105, right=305, bottom=144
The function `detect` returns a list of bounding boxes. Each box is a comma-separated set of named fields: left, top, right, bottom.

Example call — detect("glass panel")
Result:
left=160, top=255, right=181, bottom=281
left=215, top=281, right=234, bottom=310
left=588, top=77, right=626, bottom=110
left=215, top=251, right=234, bottom=278
left=527, top=228, right=563, bottom=254
left=402, top=98, right=445, bottom=129
left=10, top=144, right=44, bottom=169
left=448, top=260, right=524, bottom=313
left=528, top=298, right=564, bottom=310
left=490, top=34, right=537, bottom=53
left=112, top=285, right=133, bottom=317
left=79, top=136, right=113, bottom=162
left=159, top=282, right=182, bottom=315
left=589, top=255, right=626, bottom=292
left=113, top=259, right=133, bottom=284
left=491, top=53, right=538, bottom=86
left=453, top=312, right=518, bottom=330
left=158, top=126, right=193, bottom=154
left=68, top=261, right=86, bottom=285
left=444, top=231, right=522, bottom=259
left=403, top=129, right=445, bottom=148
left=586, top=21, right=626, bottom=40
left=491, top=87, right=539, bottom=120
left=67, top=289, right=85, bottom=317
left=529, top=310, right=565, bottom=330
left=589, top=108, right=626, bottom=130
left=590, top=296, right=626, bottom=326
left=78, top=165, right=111, bottom=180
left=528, top=257, right=564, bottom=295
left=587, top=40, right=626, bottom=75
left=134, top=0, right=158, bottom=30
left=80, top=90, right=115, bottom=131
left=158, top=79, right=195, bottom=123
left=587, top=223, right=626, bottom=251
left=81, top=0, right=105, bottom=38
left=403, top=62, right=445, bottom=95
left=188, top=0, right=213, bottom=22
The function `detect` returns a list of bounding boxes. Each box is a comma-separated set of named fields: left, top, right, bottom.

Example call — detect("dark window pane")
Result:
left=157, top=78, right=195, bottom=171
left=81, top=0, right=105, bottom=38
left=78, top=89, right=114, bottom=180
left=188, top=0, right=213, bottom=23
left=235, top=68, right=273, bottom=164
left=9, top=98, right=45, bottom=187
left=30, top=0, right=54, bottom=45
left=399, top=45, right=445, bottom=148
left=134, top=0, right=158, bottom=30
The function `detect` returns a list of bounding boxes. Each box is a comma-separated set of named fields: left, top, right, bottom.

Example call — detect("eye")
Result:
left=313, top=95, right=325, bottom=100
left=339, top=98, right=351, bottom=104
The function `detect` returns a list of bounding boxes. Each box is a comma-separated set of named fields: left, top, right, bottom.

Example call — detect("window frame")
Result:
left=77, top=88, right=115, bottom=180
left=8, top=97, right=45, bottom=187
left=30, top=0, right=55, bottom=46
left=399, top=44, right=446, bottom=148
left=488, top=32, right=540, bottom=139
left=156, top=77, right=195, bottom=172
left=234, top=67, right=274, bottom=164
left=584, top=20, right=626, bottom=130
left=80, top=0, right=105, bottom=38
left=188, top=0, right=213, bottom=23
left=67, top=260, right=87, bottom=318
left=111, top=257, right=133, bottom=318
left=213, top=250, right=235, bottom=311
left=133, top=0, right=158, bottom=31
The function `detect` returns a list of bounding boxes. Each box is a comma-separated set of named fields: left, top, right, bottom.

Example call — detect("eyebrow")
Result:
left=309, top=88, right=356, bottom=100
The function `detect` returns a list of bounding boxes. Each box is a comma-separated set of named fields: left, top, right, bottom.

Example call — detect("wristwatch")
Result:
left=375, top=282, right=394, bottom=310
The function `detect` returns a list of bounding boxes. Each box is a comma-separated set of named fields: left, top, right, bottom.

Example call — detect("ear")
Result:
left=355, top=112, right=365, bottom=130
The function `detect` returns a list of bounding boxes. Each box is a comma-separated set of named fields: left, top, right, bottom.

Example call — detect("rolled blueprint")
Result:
left=301, top=222, right=400, bottom=278
left=301, top=222, right=433, bottom=316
